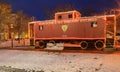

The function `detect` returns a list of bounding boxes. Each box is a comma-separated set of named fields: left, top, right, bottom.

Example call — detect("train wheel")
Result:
left=49, top=40, right=55, bottom=45
left=95, top=40, right=104, bottom=50
left=35, top=41, right=40, bottom=48
left=39, top=40, right=45, bottom=48
left=80, top=41, right=88, bottom=49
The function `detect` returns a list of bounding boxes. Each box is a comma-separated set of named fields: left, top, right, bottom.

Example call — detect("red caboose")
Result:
left=28, top=10, right=116, bottom=50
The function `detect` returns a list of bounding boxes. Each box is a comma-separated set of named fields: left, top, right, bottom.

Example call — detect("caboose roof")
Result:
left=29, top=14, right=115, bottom=25
left=55, top=10, right=81, bottom=15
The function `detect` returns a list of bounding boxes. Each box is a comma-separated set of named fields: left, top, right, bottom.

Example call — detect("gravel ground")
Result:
left=0, top=50, right=120, bottom=72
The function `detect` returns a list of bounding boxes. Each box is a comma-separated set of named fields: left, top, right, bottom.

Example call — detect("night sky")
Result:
left=0, top=0, right=118, bottom=20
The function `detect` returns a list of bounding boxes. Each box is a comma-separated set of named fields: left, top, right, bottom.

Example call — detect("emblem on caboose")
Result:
left=61, top=25, right=68, bottom=32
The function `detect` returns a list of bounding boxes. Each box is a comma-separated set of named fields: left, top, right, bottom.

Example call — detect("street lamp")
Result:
left=10, top=24, right=14, bottom=48
left=9, top=14, right=17, bottom=48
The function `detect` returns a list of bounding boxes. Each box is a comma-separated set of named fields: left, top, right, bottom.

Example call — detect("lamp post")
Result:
left=9, top=14, right=17, bottom=48
left=11, top=24, right=14, bottom=48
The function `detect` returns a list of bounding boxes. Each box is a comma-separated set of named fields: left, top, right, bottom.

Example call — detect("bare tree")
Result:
left=15, top=10, right=31, bottom=39
left=0, top=2, right=31, bottom=40
left=0, top=2, right=12, bottom=32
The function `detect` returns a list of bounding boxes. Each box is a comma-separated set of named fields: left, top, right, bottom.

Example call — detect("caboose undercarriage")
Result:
left=31, top=38, right=105, bottom=50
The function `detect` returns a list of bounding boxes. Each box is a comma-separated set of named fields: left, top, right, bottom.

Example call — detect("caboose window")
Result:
left=39, top=25, right=43, bottom=30
left=68, top=14, right=72, bottom=18
left=91, top=21, right=98, bottom=27
left=58, top=15, right=62, bottom=20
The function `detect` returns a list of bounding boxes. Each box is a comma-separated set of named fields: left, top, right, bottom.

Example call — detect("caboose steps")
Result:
left=103, top=48, right=116, bottom=52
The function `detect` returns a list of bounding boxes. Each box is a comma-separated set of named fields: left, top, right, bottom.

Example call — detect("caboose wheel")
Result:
left=49, top=40, right=55, bottom=45
left=39, top=40, right=45, bottom=48
left=95, top=40, right=104, bottom=50
left=80, top=41, right=88, bottom=49
left=35, top=41, right=40, bottom=48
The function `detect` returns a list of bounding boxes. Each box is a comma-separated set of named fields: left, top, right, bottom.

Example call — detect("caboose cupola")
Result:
left=55, top=10, right=81, bottom=21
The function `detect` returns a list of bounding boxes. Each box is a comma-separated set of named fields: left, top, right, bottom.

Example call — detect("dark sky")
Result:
left=0, top=0, right=118, bottom=20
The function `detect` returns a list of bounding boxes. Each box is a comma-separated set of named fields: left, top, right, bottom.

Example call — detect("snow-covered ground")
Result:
left=0, top=50, right=120, bottom=72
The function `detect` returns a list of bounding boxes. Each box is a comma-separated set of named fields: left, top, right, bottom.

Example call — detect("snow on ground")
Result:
left=0, top=50, right=120, bottom=72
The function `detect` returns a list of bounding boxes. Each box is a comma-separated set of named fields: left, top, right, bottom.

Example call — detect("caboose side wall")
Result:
left=34, top=18, right=106, bottom=40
